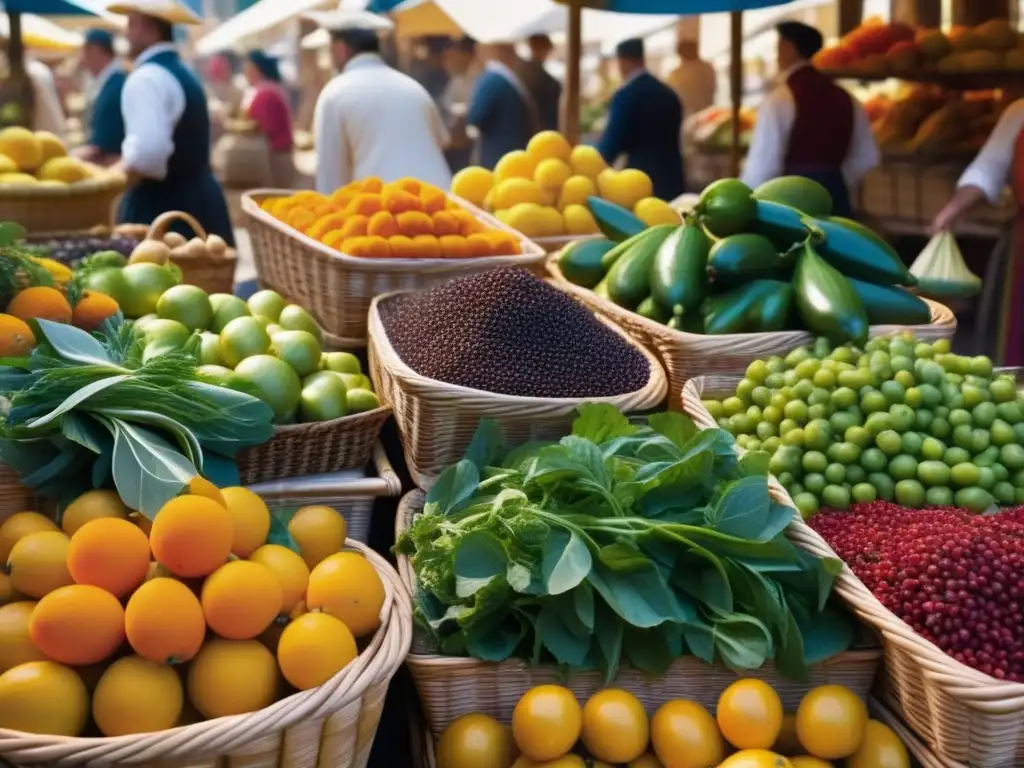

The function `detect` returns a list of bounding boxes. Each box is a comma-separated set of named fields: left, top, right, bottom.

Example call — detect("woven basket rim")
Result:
left=546, top=258, right=957, bottom=345
left=241, top=189, right=546, bottom=272
left=0, top=172, right=125, bottom=199
left=0, top=540, right=413, bottom=763
left=267, top=404, right=393, bottom=436
left=682, top=374, right=1024, bottom=711
left=367, top=287, right=668, bottom=409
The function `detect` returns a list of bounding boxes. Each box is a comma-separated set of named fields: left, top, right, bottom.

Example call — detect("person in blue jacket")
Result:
left=597, top=38, right=685, bottom=201
left=107, top=0, right=235, bottom=246
left=76, top=29, right=127, bottom=165
left=467, top=43, right=539, bottom=170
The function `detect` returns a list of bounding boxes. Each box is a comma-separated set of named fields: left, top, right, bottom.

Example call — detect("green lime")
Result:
left=751, top=386, right=771, bottom=407
left=779, top=419, right=799, bottom=436
left=844, top=425, right=872, bottom=449
left=994, top=464, right=1010, bottom=483
left=777, top=471, right=795, bottom=488
left=157, top=284, right=213, bottom=332
left=990, top=376, right=1017, bottom=403
left=762, top=405, right=782, bottom=425
left=978, top=467, right=996, bottom=490
left=822, top=484, right=851, bottom=510
left=918, top=384, right=942, bottom=408
left=119, top=263, right=178, bottom=318
left=803, top=451, right=828, bottom=474
left=869, top=472, right=896, bottom=501
left=864, top=412, right=893, bottom=437
left=933, top=338, right=951, bottom=354
left=346, top=388, right=381, bottom=414
left=271, top=330, right=323, bottom=378
left=955, top=486, right=994, bottom=513
left=705, top=400, right=724, bottom=420
left=247, top=290, right=287, bottom=322
left=804, top=473, right=827, bottom=495
left=889, top=454, right=918, bottom=481
left=880, top=380, right=905, bottom=404
left=299, top=370, right=348, bottom=422
left=828, top=442, right=861, bottom=465
left=746, top=359, right=768, bottom=383
left=830, top=346, right=857, bottom=364
left=916, top=360, right=944, bottom=386
left=861, top=390, right=888, bottom=414
left=824, top=463, right=846, bottom=484
left=197, top=364, right=233, bottom=384
left=209, top=293, right=250, bottom=332
left=990, top=419, right=1015, bottom=446
left=831, top=387, right=857, bottom=410
left=845, top=465, right=866, bottom=485
left=279, top=305, right=322, bottom=342
left=904, top=387, right=923, bottom=409
left=931, top=417, right=951, bottom=439
left=860, top=447, right=887, bottom=473
left=783, top=400, right=809, bottom=424
left=782, top=428, right=806, bottom=447
left=895, top=479, right=926, bottom=508
left=806, top=386, right=829, bottom=406
left=925, top=486, right=954, bottom=507
left=232, top=354, right=302, bottom=423
left=1001, top=443, right=1024, bottom=471
left=889, top=404, right=915, bottom=432
left=949, top=408, right=972, bottom=427
left=763, top=437, right=781, bottom=454
left=893, top=370, right=916, bottom=389
left=851, top=483, right=877, bottom=503
left=952, top=425, right=975, bottom=451
left=969, top=355, right=994, bottom=378
left=219, top=316, right=271, bottom=368
left=920, top=437, right=946, bottom=461
left=736, top=378, right=756, bottom=402
left=961, top=384, right=986, bottom=409
left=769, top=446, right=803, bottom=477
left=943, top=447, right=971, bottom=466
left=723, top=397, right=745, bottom=416
left=917, top=460, right=951, bottom=487
left=756, top=421, right=777, bottom=441
left=803, top=419, right=832, bottom=450
left=198, top=331, right=223, bottom=366
left=914, top=409, right=934, bottom=432
left=994, top=481, right=1016, bottom=505
left=746, top=405, right=763, bottom=423
left=950, top=462, right=981, bottom=488
left=813, top=368, right=836, bottom=389
left=876, top=430, right=902, bottom=456
left=793, top=492, right=819, bottom=519
left=794, top=358, right=820, bottom=380
left=901, top=432, right=923, bottom=456
left=829, top=411, right=860, bottom=436
left=765, top=356, right=785, bottom=374
left=143, top=318, right=190, bottom=348
left=83, top=267, right=128, bottom=305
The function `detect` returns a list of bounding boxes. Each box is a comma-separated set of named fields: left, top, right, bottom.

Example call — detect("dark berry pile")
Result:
left=812, top=501, right=1024, bottom=681
left=29, top=234, right=139, bottom=267
left=378, top=268, right=651, bottom=398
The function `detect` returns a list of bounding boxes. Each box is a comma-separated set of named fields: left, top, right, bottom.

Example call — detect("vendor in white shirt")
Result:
left=741, top=21, right=879, bottom=217
left=932, top=98, right=1024, bottom=366
left=106, top=0, right=234, bottom=246
left=306, top=9, right=451, bottom=194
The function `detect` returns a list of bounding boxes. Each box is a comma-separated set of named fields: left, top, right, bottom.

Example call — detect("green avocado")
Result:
left=697, top=178, right=756, bottom=237
left=557, top=238, right=615, bottom=288
left=753, top=176, right=833, bottom=217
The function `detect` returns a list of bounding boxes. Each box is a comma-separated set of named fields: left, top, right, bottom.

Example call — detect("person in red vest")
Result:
left=741, top=21, right=879, bottom=217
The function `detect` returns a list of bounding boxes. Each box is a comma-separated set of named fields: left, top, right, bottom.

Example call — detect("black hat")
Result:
left=777, top=21, right=824, bottom=60
left=616, top=38, right=644, bottom=60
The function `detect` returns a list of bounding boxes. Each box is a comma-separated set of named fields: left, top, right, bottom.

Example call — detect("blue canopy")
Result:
left=2, top=0, right=101, bottom=14
left=369, top=0, right=794, bottom=13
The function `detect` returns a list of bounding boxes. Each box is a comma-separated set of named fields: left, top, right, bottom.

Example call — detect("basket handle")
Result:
left=147, top=211, right=208, bottom=242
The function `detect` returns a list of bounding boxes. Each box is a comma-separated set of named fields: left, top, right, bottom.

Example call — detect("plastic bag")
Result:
left=909, top=230, right=982, bottom=298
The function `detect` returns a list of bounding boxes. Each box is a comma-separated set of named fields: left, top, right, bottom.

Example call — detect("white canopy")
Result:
left=195, top=0, right=367, bottom=55
left=0, top=13, right=85, bottom=50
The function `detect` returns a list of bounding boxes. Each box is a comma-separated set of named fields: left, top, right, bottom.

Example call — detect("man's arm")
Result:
left=118, top=66, right=184, bottom=183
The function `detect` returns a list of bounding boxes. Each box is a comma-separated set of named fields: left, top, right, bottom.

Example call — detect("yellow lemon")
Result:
left=7, top=530, right=72, bottom=598
left=601, top=168, right=653, bottom=210
left=61, top=490, right=129, bottom=536
left=0, top=154, right=15, bottom=175
left=558, top=175, right=598, bottom=209
left=534, top=158, right=572, bottom=190
left=526, top=130, right=572, bottom=164
left=92, top=655, right=183, bottom=736
left=482, top=186, right=496, bottom=211
left=37, top=157, right=88, bottom=184
left=451, top=166, right=495, bottom=207
left=0, top=173, right=37, bottom=185
left=220, top=486, right=271, bottom=558
left=495, top=209, right=512, bottom=225
left=539, top=186, right=559, bottom=207
left=0, top=661, right=88, bottom=736
left=0, top=601, right=48, bottom=672
left=0, top=127, right=42, bottom=171
left=0, top=573, right=20, bottom=606
left=288, top=505, right=347, bottom=570
left=187, top=638, right=279, bottom=719
left=494, top=150, right=535, bottom=181
left=634, top=197, right=682, bottom=227
left=563, top=205, right=600, bottom=235
left=276, top=612, right=357, bottom=690
left=34, top=131, right=66, bottom=163
left=535, top=206, right=566, bottom=237
left=0, top=512, right=57, bottom=565
left=249, top=544, right=310, bottom=614
left=492, top=178, right=543, bottom=210
left=570, top=144, right=608, bottom=179
left=505, top=202, right=546, bottom=238
left=306, top=551, right=385, bottom=638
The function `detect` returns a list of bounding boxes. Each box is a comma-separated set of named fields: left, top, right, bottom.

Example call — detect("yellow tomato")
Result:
left=628, top=754, right=664, bottom=768
left=789, top=757, right=831, bottom=768
left=846, top=720, right=911, bottom=768
left=717, top=750, right=793, bottom=767
left=436, top=712, right=516, bottom=768
left=649, top=699, right=724, bottom=768
left=511, top=685, right=583, bottom=762
left=717, top=678, right=784, bottom=750
left=581, top=688, right=649, bottom=763
left=794, top=685, right=867, bottom=760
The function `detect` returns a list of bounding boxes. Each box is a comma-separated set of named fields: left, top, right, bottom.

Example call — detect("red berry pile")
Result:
left=811, top=501, right=1024, bottom=681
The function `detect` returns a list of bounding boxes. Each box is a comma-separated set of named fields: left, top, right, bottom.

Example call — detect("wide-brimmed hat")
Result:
left=105, top=0, right=200, bottom=25
left=303, top=8, right=394, bottom=33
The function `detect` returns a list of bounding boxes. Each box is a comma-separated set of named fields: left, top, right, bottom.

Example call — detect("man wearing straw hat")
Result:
left=104, top=0, right=235, bottom=246
left=306, top=8, right=452, bottom=194
left=75, top=29, right=127, bottom=166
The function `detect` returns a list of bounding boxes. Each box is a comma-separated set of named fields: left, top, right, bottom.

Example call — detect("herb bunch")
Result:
left=398, top=404, right=854, bottom=682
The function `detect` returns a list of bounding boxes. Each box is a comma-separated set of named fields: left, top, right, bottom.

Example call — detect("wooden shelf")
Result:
left=822, top=68, right=1024, bottom=90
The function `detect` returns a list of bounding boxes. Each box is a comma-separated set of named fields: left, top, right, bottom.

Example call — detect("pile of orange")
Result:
left=437, top=680, right=911, bottom=768
left=0, top=484, right=385, bottom=738
left=262, top=176, right=522, bottom=259
left=0, top=282, right=120, bottom=356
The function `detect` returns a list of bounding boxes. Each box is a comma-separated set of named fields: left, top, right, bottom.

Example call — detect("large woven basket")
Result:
left=242, top=190, right=547, bottom=345
left=366, top=288, right=668, bottom=489
left=0, top=538, right=413, bottom=767
left=395, top=489, right=882, bottom=739
left=0, top=170, right=125, bottom=233
left=682, top=375, right=1024, bottom=768
left=147, top=211, right=238, bottom=295
left=236, top=403, right=392, bottom=485
left=871, top=697, right=967, bottom=768
left=548, top=259, right=958, bottom=410
left=247, top=442, right=402, bottom=544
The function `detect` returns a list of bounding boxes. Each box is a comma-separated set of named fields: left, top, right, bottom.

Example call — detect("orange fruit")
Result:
left=67, top=518, right=150, bottom=598
left=0, top=660, right=89, bottom=736
left=0, top=511, right=58, bottom=563
left=248, top=544, right=309, bottom=614
left=187, top=476, right=226, bottom=507
left=219, top=486, right=270, bottom=557
left=0, top=313, right=35, bottom=356
left=650, top=699, right=725, bottom=768
left=8, top=286, right=72, bottom=324
left=0, top=601, right=49, bottom=672
left=511, top=684, right=582, bottom=761
left=306, top=551, right=384, bottom=638
left=150, top=495, right=233, bottom=577
left=71, top=291, right=119, bottom=331
left=287, top=505, right=346, bottom=569
left=92, top=655, right=184, bottom=737
left=717, top=751, right=793, bottom=767
left=795, top=685, right=868, bottom=760
left=437, top=713, right=516, bottom=768
left=201, top=560, right=282, bottom=640
left=582, top=688, right=650, bottom=763
left=125, top=577, right=205, bottom=664
left=717, top=678, right=784, bottom=750
left=276, top=612, right=357, bottom=690
left=29, top=584, right=125, bottom=665
left=846, top=719, right=911, bottom=768
left=7, top=530, right=72, bottom=598
left=60, top=489, right=129, bottom=536
left=187, top=638, right=279, bottom=719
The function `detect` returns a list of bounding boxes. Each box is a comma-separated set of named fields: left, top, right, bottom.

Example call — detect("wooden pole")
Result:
left=565, top=0, right=583, bottom=145
left=953, top=0, right=1009, bottom=26
left=838, top=0, right=863, bottom=36
left=729, top=11, right=742, bottom=177
left=7, top=11, right=24, bottom=79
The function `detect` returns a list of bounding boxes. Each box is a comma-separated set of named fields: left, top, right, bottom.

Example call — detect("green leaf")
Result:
left=541, top=529, right=592, bottom=595
left=635, top=449, right=713, bottom=491
left=798, top=603, right=854, bottom=664
left=99, top=408, right=203, bottom=469
left=24, top=375, right=131, bottom=429
left=267, top=509, right=299, bottom=552
left=21, top=447, right=82, bottom=488
left=465, top=613, right=524, bottom=662
left=738, top=450, right=771, bottom=477
left=538, top=603, right=591, bottom=667
left=426, top=459, right=480, bottom=517
left=34, top=319, right=117, bottom=367
left=647, top=411, right=698, bottom=449
left=0, top=221, right=27, bottom=246
left=587, top=561, right=696, bottom=628
left=453, top=530, right=507, bottom=598
left=572, top=403, right=638, bottom=444
left=681, top=619, right=715, bottom=663
left=464, top=419, right=503, bottom=470
left=61, top=413, right=108, bottom=454
left=671, top=563, right=734, bottom=613
left=774, top=598, right=807, bottom=680
left=705, top=475, right=771, bottom=539
left=641, top=484, right=708, bottom=519
left=559, top=435, right=608, bottom=489
left=598, top=541, right=653, bottom=572
left=758, top=502, right=796, bottom=542
left=106, top=418, right=198, bottom=517
left=573, top=582, right=595, bottom=633
left=593, top=599, right=624, bottom=684
left=711, top=610, right=773, bottom=671
left=624, top=624, right=681, bottom=675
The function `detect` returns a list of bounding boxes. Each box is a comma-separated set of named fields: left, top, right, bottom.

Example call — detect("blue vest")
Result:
left=467, top=70, right=534, bottom=171
left=89, top=68, right=126, bottom=155
left=117, top=49, right=234, bottom=246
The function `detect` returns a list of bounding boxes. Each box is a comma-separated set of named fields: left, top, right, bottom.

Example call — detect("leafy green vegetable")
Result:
left=397, top=404, right=852, bottom=682
left=0, top=318, right=274, bottom=515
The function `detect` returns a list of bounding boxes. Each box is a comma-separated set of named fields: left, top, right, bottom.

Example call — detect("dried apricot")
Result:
left=306, top=213, right=347, bottom=241
left=483, top=231, right=520, bottom=255
left=383, top=188, right=422, bottom=215
left=390, top=177, right=421, bottom=195
left=360, top=176, right=384, bottom=194
left=344, top=193, right=383, bottom=218
left=411, top=234, right=442, bottom=259
left=431, top=211, right=461, bottom=237
left=396, top=211, right=434, bottom=237
left=329, top=189, right=354, bottom=208
left=0, top=314, right=35, bottom=356
left=387, top=235, right=417, bottom=259
left=367, top=210, right=399, bottom=238
left=339, top=214, right=369, bottom=239
left=322, top=230, right=346, bottom=250
left=466, top=233, right=493, bottom=258
left=312, top=202, right=337, bottom=218
left=362, top=236, right=391, bottom=258
left=71, top=292, right=118, bottom=332
left=453, top=209, right=484, bottom=236
left=268, top=199, right=296, bottom=219
left=286, top=208, right=316, bottom=233
left=8, top=286, right=72, bottom=324
left=420, top=185, right=448, bottom=214
left=439, top=235, right=471, bottom=259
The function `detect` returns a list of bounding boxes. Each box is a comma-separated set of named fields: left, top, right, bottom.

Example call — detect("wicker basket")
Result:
left=682, top=375, right=1024, bottom=768
left=0, top=538, right=412, bottom=767
left=236, top=404, right=392, bottom=485
left=242, top=190, right=547, bottom=345
left=366, top=288, right=668, bottom=489
left=0, top=463, right=34, bottom=521
left=145, top=211, right=238, bottom=295
left=0, top=170, right=125, bottom=233
left=246, top=442, right=402, bottom=544
left=871, top=697, right=967, bottom=768
left=395, top=489, right=882, bottom=739
left=548, top=259, right=958, bottom=410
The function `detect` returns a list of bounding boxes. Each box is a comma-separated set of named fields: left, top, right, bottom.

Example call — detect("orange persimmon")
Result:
left=387, top=235, right=417, bottom=259
left=411, top=234, right=442, bottom=259
left=382, top=188, right=422, bottom=215
left=420, top=186, right=448, bottom=215
left=439, top=235, right=471, bottom=259
left=330, top=189, right=355, bottom=208
left=344, top=194, right=384, bottom=217
left=339, top=215, right=369, bottom=239
left=395, top=211, right=434, bottom=237
left=431, top=211, right=461, bottom=236
left=366, top=211, right=399, bottom=238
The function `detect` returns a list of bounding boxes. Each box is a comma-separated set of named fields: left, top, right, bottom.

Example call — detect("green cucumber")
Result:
left=600, top=227, right=660, bottom=272
left=750, top=199, right=810, bottom=251
left=696, top=178, right=757, bottom=237
left=605, top=224, right=675, bottom=309
left=847, top=277, right=932, bottom=326
left=754, top=176, right=833, bottom=217
left=557, top=238, right=615, bottom=288
left=750, top=282, right=793, bottom=332
left=586, top=196, right=647, bottom=242
left=636, top=295, right=670, bottom=323
left=702, top=280, right=783, bottom=335
left=810, top=216, right=915, bottom=287
left=707, top=233, right=788, bottom=289
left=649, top=219, right=710, bottom=313
left=793, top=240, right=869, bottom=344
